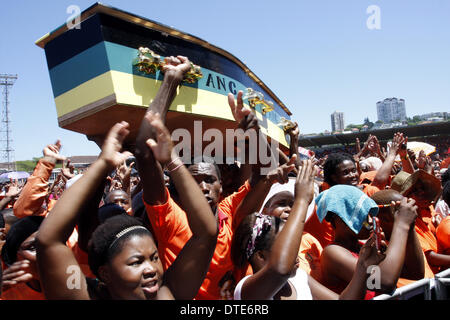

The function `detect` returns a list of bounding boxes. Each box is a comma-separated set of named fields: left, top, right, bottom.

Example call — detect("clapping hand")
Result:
left=145, top=111, right=174, bottom=166
left=99, top=121, right=133, bottom=169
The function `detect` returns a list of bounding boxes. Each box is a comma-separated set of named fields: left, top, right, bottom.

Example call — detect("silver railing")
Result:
left=373, top=268, right=450, bottom=300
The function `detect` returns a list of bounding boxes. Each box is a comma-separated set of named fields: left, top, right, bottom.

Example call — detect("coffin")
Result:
left=36, top=3, right=293, bottom=154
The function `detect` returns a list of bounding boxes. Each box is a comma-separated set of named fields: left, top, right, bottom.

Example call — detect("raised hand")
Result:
left=161, top=55, right=192, bottom=82
left=266, top=154, right=297, bottom=184
left=294, top=159, right=316, bottom=204
left=1, top=260, right=34, bottom=292
left=116, top=159, right=135, bottom=183
left=393, top=197, right=418, bottom=228
left=61, top=159, right=76, bottom=180
left=358, top=236, right=386, bottom=269
left=5, top=179, right=23, bottom=198
left=389, top=132, right=406, bottom=155
left=227, top=90, right=253, bottom=124
left=99, top=121, right=133, bottom=169
left=43, top=140, right=66, bottom=162
left=145, top=111, right=174, bottom=166
left=286, top=122, right=299, bottom=138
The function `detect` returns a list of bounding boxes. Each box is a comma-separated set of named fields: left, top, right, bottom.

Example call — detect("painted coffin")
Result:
left=36, top=3, right=292, bottom=151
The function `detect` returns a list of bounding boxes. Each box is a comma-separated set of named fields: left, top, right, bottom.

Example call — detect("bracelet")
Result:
left=169, top=162, right=184, bottom=173
left=165, top=157, right=180, bottom=171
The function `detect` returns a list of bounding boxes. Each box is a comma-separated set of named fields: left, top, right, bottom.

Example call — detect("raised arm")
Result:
left=239, top=160, right=315, bottom=299
left=232, top=156, right=297, bottom=230
left=370, top=198, right=419, bottom=292
left=134, top=56, right=191, bottom=206
left=371, top=132, right=405, bottom=189
left=13, top=141, right=66, bottom=218
left=309, top=236, right=385, bottom=300
left=398, top=136, right=415, bottom=174
left=143, top=112, right=218, bottom=299
left=35, top=122, right=132, bottom=300
left=0, top=180, right=23, bottom=211
left=286, top=123, right=301, bottom=168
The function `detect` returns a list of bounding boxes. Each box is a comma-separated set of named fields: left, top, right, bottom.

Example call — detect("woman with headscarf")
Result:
left=317, top=184, right=419, bottom=298
left=231, top=160, right=385, bottom=300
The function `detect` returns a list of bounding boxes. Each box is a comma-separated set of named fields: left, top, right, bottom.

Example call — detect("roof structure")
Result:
left=299, top=121, right=450, bottom=148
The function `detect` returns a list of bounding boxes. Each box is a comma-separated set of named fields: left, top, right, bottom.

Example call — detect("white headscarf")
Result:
left=259, top=177, right=316, bottom=222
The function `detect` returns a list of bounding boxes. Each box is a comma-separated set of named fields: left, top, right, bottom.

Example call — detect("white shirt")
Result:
left=234, top=268, right=313, bottom=300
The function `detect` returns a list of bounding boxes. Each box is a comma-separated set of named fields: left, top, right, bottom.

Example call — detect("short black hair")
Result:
left=88, top=215, right=153, bottom=279
left=323, top=153, right=355, bottom=186
left=186, top=157, right=222, bottom=182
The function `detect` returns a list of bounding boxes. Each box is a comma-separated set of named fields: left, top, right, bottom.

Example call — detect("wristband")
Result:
left=169, top=163, right=184, bottom=173
left=165, top=157, right=180, bottom=170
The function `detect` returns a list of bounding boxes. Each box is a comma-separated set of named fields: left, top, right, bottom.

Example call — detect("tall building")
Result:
left=376, top=98, right=406, bottom=123
left=331, top=111, right=345, bottom=132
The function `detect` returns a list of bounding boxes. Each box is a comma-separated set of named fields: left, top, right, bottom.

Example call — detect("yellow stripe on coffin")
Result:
left=55, top=70, right=288, bottom=147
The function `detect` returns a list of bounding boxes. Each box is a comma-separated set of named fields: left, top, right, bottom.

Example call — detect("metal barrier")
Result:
left=373, top=268, right=450, bottom=300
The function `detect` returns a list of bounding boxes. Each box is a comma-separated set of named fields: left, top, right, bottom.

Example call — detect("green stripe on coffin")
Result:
left=37, top=3, right=293, bottom=150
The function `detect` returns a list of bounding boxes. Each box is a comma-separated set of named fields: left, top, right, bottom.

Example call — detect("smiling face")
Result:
left=333, top=160, right=360, bottom=186
left=102, top=234, right=164, bottom=300
left=188, top=162, right=222, bottom=212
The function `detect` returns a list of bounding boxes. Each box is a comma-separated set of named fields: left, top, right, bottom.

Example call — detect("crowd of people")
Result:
left=0, top=55, right=449, bottom=301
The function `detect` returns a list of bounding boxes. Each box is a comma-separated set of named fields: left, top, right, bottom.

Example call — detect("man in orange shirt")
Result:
left=370, top=189, right=433, bottom=287
left=390, top=169, right=448, bottom=273
left=134, top=55, right=288, bottom=299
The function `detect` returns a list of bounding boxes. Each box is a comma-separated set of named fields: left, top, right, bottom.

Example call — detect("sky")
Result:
left=0, top=0, right=449, bottom=161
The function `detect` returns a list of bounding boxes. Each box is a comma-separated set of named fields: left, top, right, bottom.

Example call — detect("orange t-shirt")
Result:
left=436, top=216, right=450, bottom=254
left=359, top=171, right=378, bottom=184
left=144, top=181, right=251, bottom=300
left=415, top=215, right=440, bottom=274
left=298, top=232, right=323, bottom=282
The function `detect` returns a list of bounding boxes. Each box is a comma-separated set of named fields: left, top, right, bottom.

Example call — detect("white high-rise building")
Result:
left=331, top=111, right=345, bottom=132
left=376, top=98, right=406, bottom=123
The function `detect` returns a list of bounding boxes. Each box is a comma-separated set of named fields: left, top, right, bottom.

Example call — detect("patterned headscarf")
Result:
left=245, top=213, right=273, bottom=259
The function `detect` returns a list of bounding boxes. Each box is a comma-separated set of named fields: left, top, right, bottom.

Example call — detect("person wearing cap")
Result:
left=370, top=189, right=433, bottom=287
left=318, top=184, right=419, bottom=297
left=390, top=169, right=449, bottom=273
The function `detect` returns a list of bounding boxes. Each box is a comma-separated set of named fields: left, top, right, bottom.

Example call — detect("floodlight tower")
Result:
left=0, top=74, right=18, bottom=171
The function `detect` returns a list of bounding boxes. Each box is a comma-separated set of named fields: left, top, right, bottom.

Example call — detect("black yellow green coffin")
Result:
left=36, top=3, right=292, bottom=150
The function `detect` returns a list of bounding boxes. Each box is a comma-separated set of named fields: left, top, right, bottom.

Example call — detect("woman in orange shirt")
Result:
left=35, top=120, right=218, bottom=300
